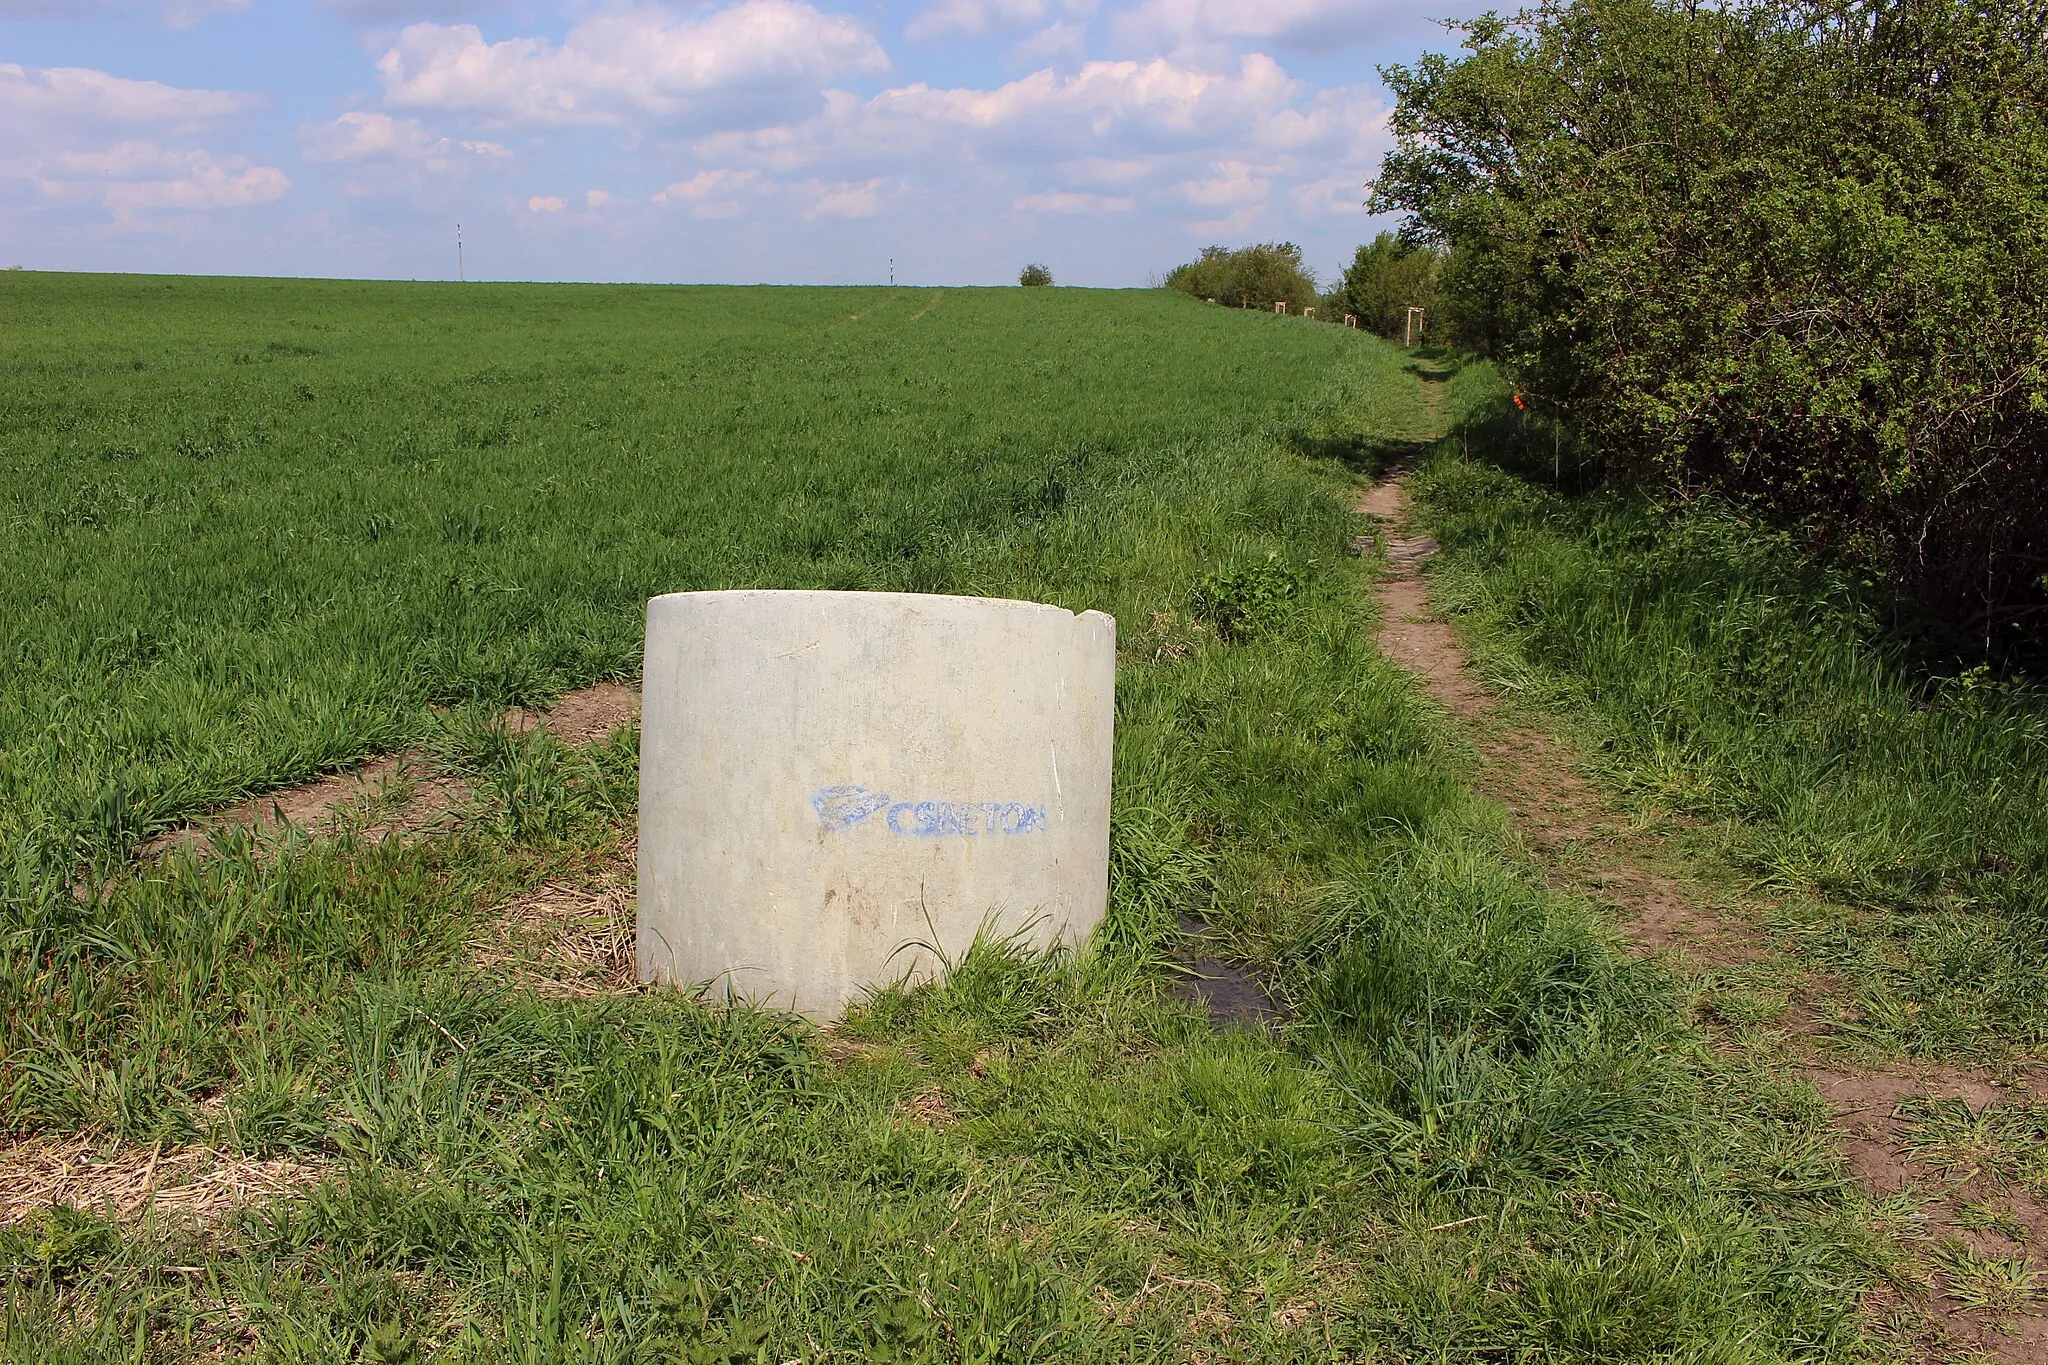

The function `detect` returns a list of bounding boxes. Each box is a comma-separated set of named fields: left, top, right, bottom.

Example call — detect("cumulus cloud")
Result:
left=651, top=167, right=768, bottom=219
left=1177, top=159, right=1266, bottom=207
left=300, top=111, right=509, bottom=162
left=1009, top=19, right=1088, bottom=65
left=1, top=63, right=283, bottom=228
left=297, top=111, right=513, bottom=202
left=800, top=177, right=890, bottom=218
left=527, top=195, right=564, bottom=211
left=584, top=188, right=610, bottom=208
left=376, top=0, right=888, bottom=132
left=903, top=0, right=1092, bottom=42
left=1291, top=171, right=1369, bottom=216
left=701, top=55, right=1309, bottom=170
left=0, top=62, right=259, bottom=127
left=682, top=53, right=1388, bottom=241
left=36, top=142, right=288, bottom=216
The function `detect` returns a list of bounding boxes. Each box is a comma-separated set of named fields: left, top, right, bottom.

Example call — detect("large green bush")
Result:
left=1165, top=243, right=1321, bottom=315
left=1372, top=0, right=2048, bottom=659
left=1334, top=233, right=1443, bottom=340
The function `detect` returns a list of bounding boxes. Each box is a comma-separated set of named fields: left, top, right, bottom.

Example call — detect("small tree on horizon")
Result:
left=1019, top=263, right=1054, bottom=287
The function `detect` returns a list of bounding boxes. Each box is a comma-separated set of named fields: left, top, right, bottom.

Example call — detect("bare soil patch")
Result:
left=1359, top=467, right=2048, bottom=1360
left=503, top=680, right=639, bottom=747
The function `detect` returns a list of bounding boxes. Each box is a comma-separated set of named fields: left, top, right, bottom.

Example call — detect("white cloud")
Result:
left=300, top=111, right=510, bottom=163
left=0, top=62, right=259, bottom=126
left=1014, top=189, right=1130, bottom=213
left=36, top=143, right=288, bottom=214
left=651, top=167, right=769, bottom=218
left=1111, top=0, right=1426, bottom=54
left=801, top=177, right=889, bottom=219
left=904, top=0, right=1092, bottom=42
left=1009, top=18, right=1088, bottom=65
left=0, top=64, right=282, bottom=229
left=376, top=0, right=889, bottom=131
left=681, top=53, right=1389, bottom=245
left=527, top=194, right=564, bottom=212
left=1291, top=171, right=1367, bottom=215
left=296, top=111, right=514, bottom=202
left=1177, top=159, right=1265, bottom=207
left=699, top=55, right=1314, bottom=171
left=584, top=188, right=611, bottom=208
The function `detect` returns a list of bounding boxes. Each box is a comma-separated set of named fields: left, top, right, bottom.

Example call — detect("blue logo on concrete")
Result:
left=812, top=785, right=1047, bottom=837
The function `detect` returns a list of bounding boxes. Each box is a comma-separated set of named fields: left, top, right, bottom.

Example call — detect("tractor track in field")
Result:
left=12, top=685, right=647, bottom=1237
left=141, top=682, right=639, bottom=857
left=1358, top=460, right=2048, bottom=1364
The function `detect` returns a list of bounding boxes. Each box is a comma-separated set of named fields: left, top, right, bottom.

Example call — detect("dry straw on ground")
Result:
left=0, top=1133, right=324, bottom=1228
left=475, top=850, right=638, bottom=996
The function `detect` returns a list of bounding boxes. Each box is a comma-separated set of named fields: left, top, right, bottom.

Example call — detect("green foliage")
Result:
left=1334, top=232, right=1443, bottom=340
left=1163, top=243, right=1320, bottom=315
left=1017, top=263, right=1054, bottom=287
left=1373, top=0, right=2048, bottom=654
left=0, top=1207, right=118, bottom=1283
left=1412, top=415, right=2048, bottom=1056
left=1193, top=553, right=1306, bottom=642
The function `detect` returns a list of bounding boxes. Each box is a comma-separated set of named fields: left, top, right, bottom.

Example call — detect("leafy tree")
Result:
left=1338, top=232, right=1443, bottom=340
left=1018, top=263, right=1054, bottom=287
left=1372, top=0, right=2048, bottom=658
left=1164, top=243, right=1321, bottom=314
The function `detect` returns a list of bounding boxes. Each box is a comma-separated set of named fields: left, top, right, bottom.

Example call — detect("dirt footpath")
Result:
left=1360, top=466, right=2048, bottom=1364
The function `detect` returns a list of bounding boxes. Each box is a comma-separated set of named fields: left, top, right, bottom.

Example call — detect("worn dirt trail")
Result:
left=1359, top=462, right=2048, bottom=1363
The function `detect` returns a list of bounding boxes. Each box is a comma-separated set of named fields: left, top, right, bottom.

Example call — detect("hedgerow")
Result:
left=1371, top=0, right=2048, bottom=661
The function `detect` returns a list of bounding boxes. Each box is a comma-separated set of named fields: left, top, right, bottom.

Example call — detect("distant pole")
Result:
left=889, top=257, right=894, bottom=286
left=457, top=223, right=465, bottom=283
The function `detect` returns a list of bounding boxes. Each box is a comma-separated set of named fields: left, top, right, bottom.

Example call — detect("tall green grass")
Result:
left=1412, top=378, right=2048, bottom=1058
left=1, top=283, right=1882, bottom=1359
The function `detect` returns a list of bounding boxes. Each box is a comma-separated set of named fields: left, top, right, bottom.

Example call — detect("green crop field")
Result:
left=2, top=275, right=1884, bottom=1361
left=0, top=274, right=1391, bottom=864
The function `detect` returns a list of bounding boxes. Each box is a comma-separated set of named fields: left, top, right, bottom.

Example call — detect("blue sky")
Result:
left=0, top=0, right=1481, bottom=286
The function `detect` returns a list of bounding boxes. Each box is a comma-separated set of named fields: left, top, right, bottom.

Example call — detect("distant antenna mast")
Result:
left=888, top=257, right=894, bottom=286
left=457, top=223, right=465, bottom=282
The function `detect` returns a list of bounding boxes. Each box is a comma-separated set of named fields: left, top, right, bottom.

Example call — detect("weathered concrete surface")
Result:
left=638, top=590, right=1115, bottom=1017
